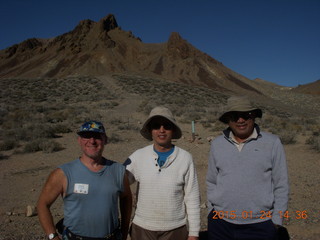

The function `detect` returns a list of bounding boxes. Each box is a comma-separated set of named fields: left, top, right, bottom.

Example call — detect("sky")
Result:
left=0, top=0, right=319, bottom=87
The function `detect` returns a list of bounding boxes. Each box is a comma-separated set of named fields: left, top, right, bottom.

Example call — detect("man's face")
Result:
left=150, top=117, right=174, bottom=151
left=78, top=132, right=106, bottom=159
left=227, top=111, right=256, bottom=142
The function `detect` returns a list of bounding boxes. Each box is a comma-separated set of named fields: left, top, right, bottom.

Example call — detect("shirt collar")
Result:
left=229, top=127, right=258, bottom=144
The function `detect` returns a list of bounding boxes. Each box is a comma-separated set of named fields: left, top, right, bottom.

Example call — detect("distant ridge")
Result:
left=1, top=14, right=319, bottom=97
left=292, top=79, right=320, bottom=95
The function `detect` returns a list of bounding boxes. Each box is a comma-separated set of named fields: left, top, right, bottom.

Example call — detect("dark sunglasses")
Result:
left=229, top=111, right=256, bottom=122
left=79, top=132, right=104, bottom=140
left=150, top=122, right=174, bottom=130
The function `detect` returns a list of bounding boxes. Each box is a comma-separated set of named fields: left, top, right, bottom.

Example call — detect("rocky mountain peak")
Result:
left=98, top=14, right=118, bottom=32
left=167, top=32, right=192, bottom=59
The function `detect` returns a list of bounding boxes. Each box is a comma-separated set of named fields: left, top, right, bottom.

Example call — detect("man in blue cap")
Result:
left=37, top=121, right=132, bottom=240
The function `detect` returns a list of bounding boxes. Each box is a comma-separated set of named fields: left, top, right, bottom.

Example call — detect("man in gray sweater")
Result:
left=206, top=96, right=289, bottom=240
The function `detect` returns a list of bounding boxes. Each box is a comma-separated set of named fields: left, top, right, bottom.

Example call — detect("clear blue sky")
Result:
left=1, top=0, right=319, bottom=87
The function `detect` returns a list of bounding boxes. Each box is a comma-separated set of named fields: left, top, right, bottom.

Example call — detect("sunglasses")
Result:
left=79, top=132, right=104, bottom=140
left=150, top=122, right=174, bottom=130
left=229, top=112, right=256, bottom=122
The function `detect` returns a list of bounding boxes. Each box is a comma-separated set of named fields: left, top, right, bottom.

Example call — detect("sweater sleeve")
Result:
left=184, top=154, right=201, bottom=237
left=206, top=141, right=218, bottom=211
left=271, top=137, right=289, bottom=225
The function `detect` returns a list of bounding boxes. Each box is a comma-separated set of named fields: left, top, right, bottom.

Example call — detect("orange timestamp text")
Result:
left=211, top=210, right=308, bottom=220
left=279, top=210, right=308, bottom=220
left=212, top=210, right=272, bottom=220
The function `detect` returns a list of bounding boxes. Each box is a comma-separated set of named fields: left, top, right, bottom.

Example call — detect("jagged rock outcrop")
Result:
left=167, top=32, right=193, bottom=59
left=99, top=14, right=118, bottom=32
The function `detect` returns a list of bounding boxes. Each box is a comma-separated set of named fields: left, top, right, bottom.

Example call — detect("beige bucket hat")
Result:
left=140, top=106, right=182, bottom=141
left=219, top=95, right=262, bottom=123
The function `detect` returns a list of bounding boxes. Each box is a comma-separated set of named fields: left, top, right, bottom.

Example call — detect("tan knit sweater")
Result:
left=126, top=144, right=200, bottom=237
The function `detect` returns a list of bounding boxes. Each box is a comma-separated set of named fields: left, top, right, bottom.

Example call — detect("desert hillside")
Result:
left=292, top=79, right=320, bottom=95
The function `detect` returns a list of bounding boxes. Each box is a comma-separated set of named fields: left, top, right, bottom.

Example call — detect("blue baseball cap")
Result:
left=77, top=121, right=106, bottom=135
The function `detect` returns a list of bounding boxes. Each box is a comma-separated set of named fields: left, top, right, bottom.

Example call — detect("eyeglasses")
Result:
left=150, top=122, right=174, bottom=130
left=229, top=112, right=256, bottom=122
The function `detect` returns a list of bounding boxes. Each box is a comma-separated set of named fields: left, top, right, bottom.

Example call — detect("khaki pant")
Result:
left=130, top=223, right=188, bottom=240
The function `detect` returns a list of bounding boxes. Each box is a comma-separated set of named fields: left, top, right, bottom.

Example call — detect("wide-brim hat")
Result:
left=219, top=96, right=262, bottom=123
left=140, top=106, right=182, bottom=141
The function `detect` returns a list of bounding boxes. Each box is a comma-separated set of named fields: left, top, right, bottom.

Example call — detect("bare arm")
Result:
left=37, top=168, right=66, bottom=239
left=188, top=237, right=199, bottom=240
left=119, top=172, right=132, bottom=240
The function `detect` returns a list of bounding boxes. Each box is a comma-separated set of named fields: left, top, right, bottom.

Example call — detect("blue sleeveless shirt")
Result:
left=59, top=158, right=125, bottom=237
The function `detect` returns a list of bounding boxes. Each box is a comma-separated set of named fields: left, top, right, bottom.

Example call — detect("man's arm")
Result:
left=37, top=168, right=66, bottom=239
left=271, top=138, right=289, bottom=225
left=206, top=142, right=218, bottom=210
left=119, top=172, right=132, bottom=240
left=184, top=157, right=200, bottom=239
left=123, top=158, right=136, bottom=185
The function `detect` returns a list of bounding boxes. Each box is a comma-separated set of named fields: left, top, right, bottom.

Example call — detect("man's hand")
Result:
left=274, top=223, right=281, bottom=229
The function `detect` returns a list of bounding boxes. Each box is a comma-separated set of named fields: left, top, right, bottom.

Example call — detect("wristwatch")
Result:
left=48, top=232, right=58, bottom=239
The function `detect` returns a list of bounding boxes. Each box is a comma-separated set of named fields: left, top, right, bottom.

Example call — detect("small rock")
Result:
left=4, top=218, right=12, bottom=223
left=26, top=205, right=37, bottom=217
left=6, top=211, right=13, bottom=216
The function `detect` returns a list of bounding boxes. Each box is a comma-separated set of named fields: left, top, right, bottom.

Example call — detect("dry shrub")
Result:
left=23, top=140, right=42, bottom=153
left=108, top=133, right=123, bottom=143
left=23, top=139, right=63, bottom=153
left=201, top=121, right=212, bottom=129
left=210, top=121, right=226, bottom=132
left=40, top=140, right=64, bottom=153
left=278, top=132, right=297, bottom=145
left=0, top=140, right=17, bottom=151
left=0, top=153, right=9, bottom=160
left=306, top=133, right=320, bottom=152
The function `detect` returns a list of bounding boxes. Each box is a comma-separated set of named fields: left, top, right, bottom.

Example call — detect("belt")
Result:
left=65, top=228, right=118, bottom=240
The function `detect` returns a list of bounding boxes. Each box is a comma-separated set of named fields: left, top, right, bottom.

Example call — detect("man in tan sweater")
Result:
left=125, top=106, right=200, bottom=240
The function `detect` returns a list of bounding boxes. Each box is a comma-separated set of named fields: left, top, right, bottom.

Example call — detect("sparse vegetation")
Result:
left=0, top=76, right=119, bottom=155
left=113, top=74, right=227, bottom=122
left=110, top=117, right=139, bottom=131
left=1, top=74, right=320, bottom=158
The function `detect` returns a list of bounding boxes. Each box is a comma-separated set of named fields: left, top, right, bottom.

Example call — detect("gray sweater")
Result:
left=206, top=125, right=289, bottom=225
